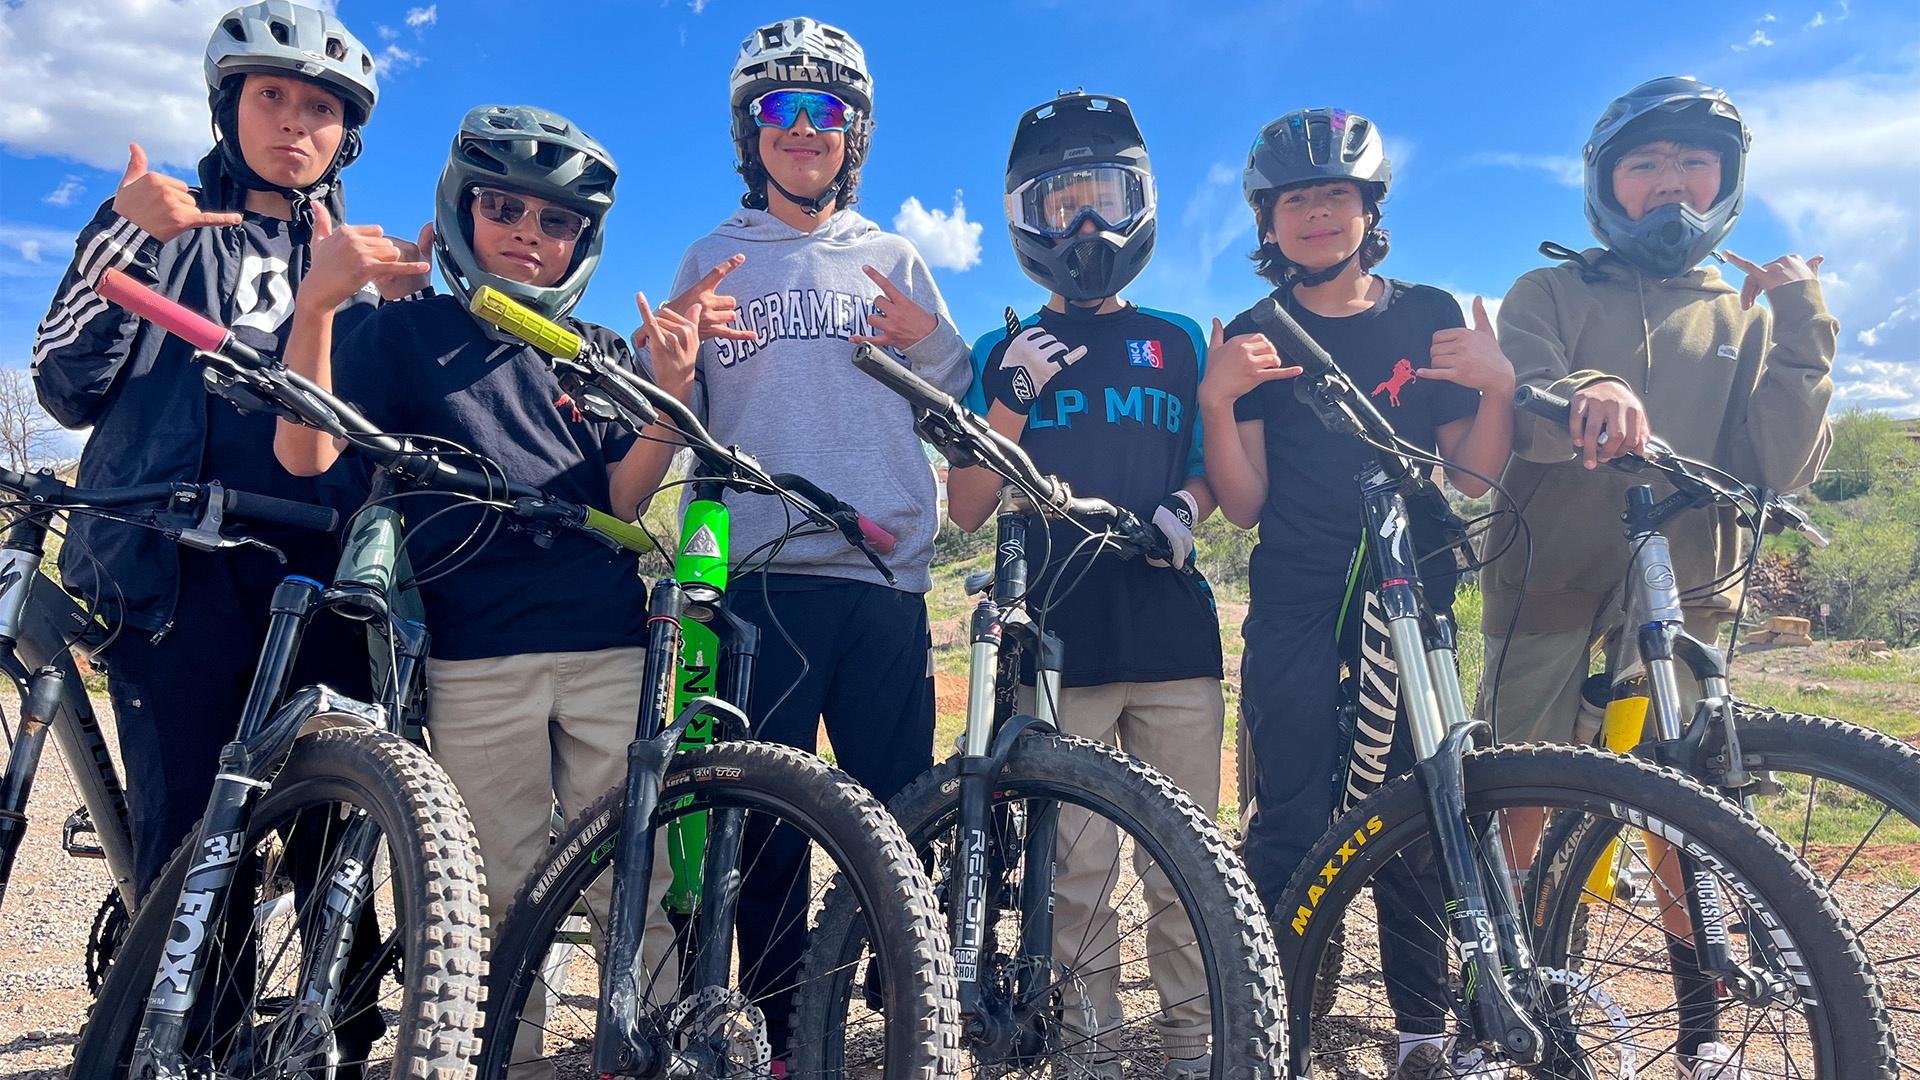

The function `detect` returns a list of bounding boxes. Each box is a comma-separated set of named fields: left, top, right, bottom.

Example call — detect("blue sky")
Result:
left=4, top=0, right=1917, bottom=416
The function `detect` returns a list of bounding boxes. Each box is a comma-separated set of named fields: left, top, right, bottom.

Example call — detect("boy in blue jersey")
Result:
left=950, top=91, right=1222, bottom=1080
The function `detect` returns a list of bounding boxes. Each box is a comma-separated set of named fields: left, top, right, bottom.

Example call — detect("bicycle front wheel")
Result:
left=796, top=731, right=1287, bottom=1079
left=476, top=740, right=957, bottom=1080
left=1285, top=744, right=1895, bottom=1080
left=70, top=726, right=488, bottom=1079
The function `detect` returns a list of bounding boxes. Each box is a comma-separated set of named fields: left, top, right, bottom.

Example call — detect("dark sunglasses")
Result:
left=471, top=186, right=590, bottom=243
left=749, top=88, right=854, bottom=133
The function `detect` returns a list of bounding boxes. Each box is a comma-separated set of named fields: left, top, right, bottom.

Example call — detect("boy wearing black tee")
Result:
left=1201, top=110, right=1513, bottom=1078
left=951, top=92, right=1223, bottom=1078
left=276, top=106, right=697, bottom=1074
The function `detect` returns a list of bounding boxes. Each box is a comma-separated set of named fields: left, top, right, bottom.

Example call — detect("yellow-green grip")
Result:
left=583, top=506, right=655, bottom=554
left=469, top=285, right=584, bottom=359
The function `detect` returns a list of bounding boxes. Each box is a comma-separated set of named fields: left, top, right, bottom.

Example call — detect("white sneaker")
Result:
left=1680, top=1041, right=1746, bottom=1080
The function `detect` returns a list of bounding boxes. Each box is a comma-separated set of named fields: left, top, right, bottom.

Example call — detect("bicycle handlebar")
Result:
left=1512, top=385, right=1828, bottom=548
left=92, top=271, right=654, bottom=553
left=850, top=344, right=1169, bottom=561
left=466, top=287, right=898, bottom=570
left=0, top=468, right=337, bottom=534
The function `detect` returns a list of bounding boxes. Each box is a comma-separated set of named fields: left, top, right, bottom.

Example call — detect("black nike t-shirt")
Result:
left=1227, top=280, right=1478, bottom=605
left=967, top=304, right=1223, bottom=688
left=332, top=294, right=650, bottom=660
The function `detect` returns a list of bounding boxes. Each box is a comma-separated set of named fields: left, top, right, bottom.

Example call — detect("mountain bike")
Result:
left=54, top=268, right=489, bottom=1078
left=786, top=344, right=1288, bottom=1078
left=0, top=467, right=342, bottom=996
left=1230, top=298, right=1896, bottom=1079
left=1509, top=384, right=1920, bottom=1074
left=453, top=288, right=959, bottom=1079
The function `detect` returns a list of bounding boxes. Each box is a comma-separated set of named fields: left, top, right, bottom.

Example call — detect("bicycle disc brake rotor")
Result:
left=1539, top=966, right=1639, bottom=1079
left=667, top=985, right=770, bottom=1070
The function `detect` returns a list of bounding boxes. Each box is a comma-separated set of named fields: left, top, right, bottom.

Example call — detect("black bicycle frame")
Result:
left=938, top=493, right=1069, bottom=1051
left=589, top=569, right=759, bottom=1076
left=0, top=509, right=138, bottom=913
left=132, top=504, right=433, bottom=1073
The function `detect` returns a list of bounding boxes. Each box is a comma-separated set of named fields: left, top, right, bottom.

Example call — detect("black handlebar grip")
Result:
left=221, top=489, right=339, bottom=533
left=1247, top=297, right=1337, bottom=379
left=852, top=344, right=956, bottom=414
left=1513, top=384, right=1574, bottom=426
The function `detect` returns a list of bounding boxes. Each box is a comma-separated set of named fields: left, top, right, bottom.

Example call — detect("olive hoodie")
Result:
left=1480, top=247, right=1836, bottom=635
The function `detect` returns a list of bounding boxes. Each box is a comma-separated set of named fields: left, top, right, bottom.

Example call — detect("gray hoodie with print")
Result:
left=669, top=208, right=971, bottom=593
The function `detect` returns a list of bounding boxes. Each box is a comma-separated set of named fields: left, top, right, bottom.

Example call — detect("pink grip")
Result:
left=857, top=515, right=897, bottom=555
left=96, top=268, right=230, bottom=353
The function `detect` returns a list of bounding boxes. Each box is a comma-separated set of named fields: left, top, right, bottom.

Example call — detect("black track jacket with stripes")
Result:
left=30, top=198, right=375, bottom=634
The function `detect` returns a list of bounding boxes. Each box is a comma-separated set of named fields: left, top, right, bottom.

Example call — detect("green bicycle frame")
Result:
left=662, top=498, right=730, bottom=913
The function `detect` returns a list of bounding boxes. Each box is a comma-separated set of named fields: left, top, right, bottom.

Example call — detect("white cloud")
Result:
left=0, top=222, right=78, bottom=279
left=689, top=0, right=712, bottom=12
left=894, top=191, right=984, bottom=272
left=1759, top=12, right=1777, bottom=22
left=1806, top=12, right=1826, bottom=27
left=1732, top=29, right=1776, bottom=51
left=1831, top=361, right=1920, bottom=411
left=1473, top=151, right=1583, bottom=188
left=377, top=24, right=400, bottom=41
left=0, top=0, right=236, bottom=170
left=1855, top=289, right=1919, bottom=349
left=42, top=176, right=86, bottom=208
left=378, top=45, right=425, bottom=72
left=404, top=6, right=437, bottom=28
left=1740, top=66, right=1920, bottom=412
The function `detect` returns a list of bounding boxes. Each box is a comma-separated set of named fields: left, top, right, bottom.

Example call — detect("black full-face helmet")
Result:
left=1004, top=92, right=1156, bottom=303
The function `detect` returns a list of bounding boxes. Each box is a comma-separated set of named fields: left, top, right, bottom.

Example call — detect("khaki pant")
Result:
left=1479, top=599, right=1722, bottom=745
left=1020, top=677, right=1225, bottom=1061
left=427, top=648, right=677, bottom=1080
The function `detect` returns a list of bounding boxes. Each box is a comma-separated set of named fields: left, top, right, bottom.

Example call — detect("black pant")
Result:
left=1239, top=594, right=1450, bottom=1034
left=728, top=574, right=937, bottom=1055
left=105, top=544, right=382, bottom=1052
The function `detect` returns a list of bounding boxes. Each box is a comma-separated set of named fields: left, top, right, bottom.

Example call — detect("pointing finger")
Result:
left=694, top=253, right=745, bottom=293
left=189, top=211, right=246, bottom=229
left=861, top=264, right=902, bottom=298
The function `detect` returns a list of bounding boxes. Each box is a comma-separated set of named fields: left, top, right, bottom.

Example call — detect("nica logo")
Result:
left=1126, top=339, right=1164, bottom=369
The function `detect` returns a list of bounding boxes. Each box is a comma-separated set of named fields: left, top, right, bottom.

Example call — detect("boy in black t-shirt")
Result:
left=951, top=92, right=1223, bottom=1080
left=277, top=105, right=696, bottom=1073
left=1199, top=109, right=1514, bottom=1079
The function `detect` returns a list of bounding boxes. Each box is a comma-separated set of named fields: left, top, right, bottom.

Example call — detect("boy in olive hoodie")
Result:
left=1478, top=77, right=1833, bottom=856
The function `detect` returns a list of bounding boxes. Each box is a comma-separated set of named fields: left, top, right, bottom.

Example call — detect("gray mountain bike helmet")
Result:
left=205, top=1, right=379, bottom=126
left=433, top=105, right=617, bottom=323
left=1004, top=92, right=1156, bottom=303
left=1243, top=108, right=1392, bottom=287
left=1584, top=76, right=1749, bottom=278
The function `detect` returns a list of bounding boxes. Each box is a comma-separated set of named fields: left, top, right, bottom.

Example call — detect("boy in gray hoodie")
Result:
left=659, top=17, right=970, bottom=1068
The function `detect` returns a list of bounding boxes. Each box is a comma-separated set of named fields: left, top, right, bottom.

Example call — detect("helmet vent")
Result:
left=268, top=20, right=291, bottom=45
left=325, top=36, right=346, bottom=61
left=221, top=17, right=246, bottom=41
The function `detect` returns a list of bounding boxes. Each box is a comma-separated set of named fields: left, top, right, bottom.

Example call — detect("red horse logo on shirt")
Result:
left=1372, top=359, right=1417, bottom=407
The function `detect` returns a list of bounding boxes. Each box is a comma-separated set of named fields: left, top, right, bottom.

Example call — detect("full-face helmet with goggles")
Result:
left=729, top=17, right=873, bottom=216
left=433, top=105, right=617, bottom=323
left=1584, top=76, right=1749, bottom=278
left=1004, top=92, right=1156, bottom=303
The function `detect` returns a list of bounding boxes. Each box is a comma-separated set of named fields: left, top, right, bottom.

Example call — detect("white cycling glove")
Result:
left=999, top=326, right=1088, bottom=405
left=1148, top=489, right=1199, bottom=569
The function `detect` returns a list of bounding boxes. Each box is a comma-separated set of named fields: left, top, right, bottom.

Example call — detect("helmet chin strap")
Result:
left=763, top=170, right=841, bottom=217
left=1288, top=247, right=1360, bottom=289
